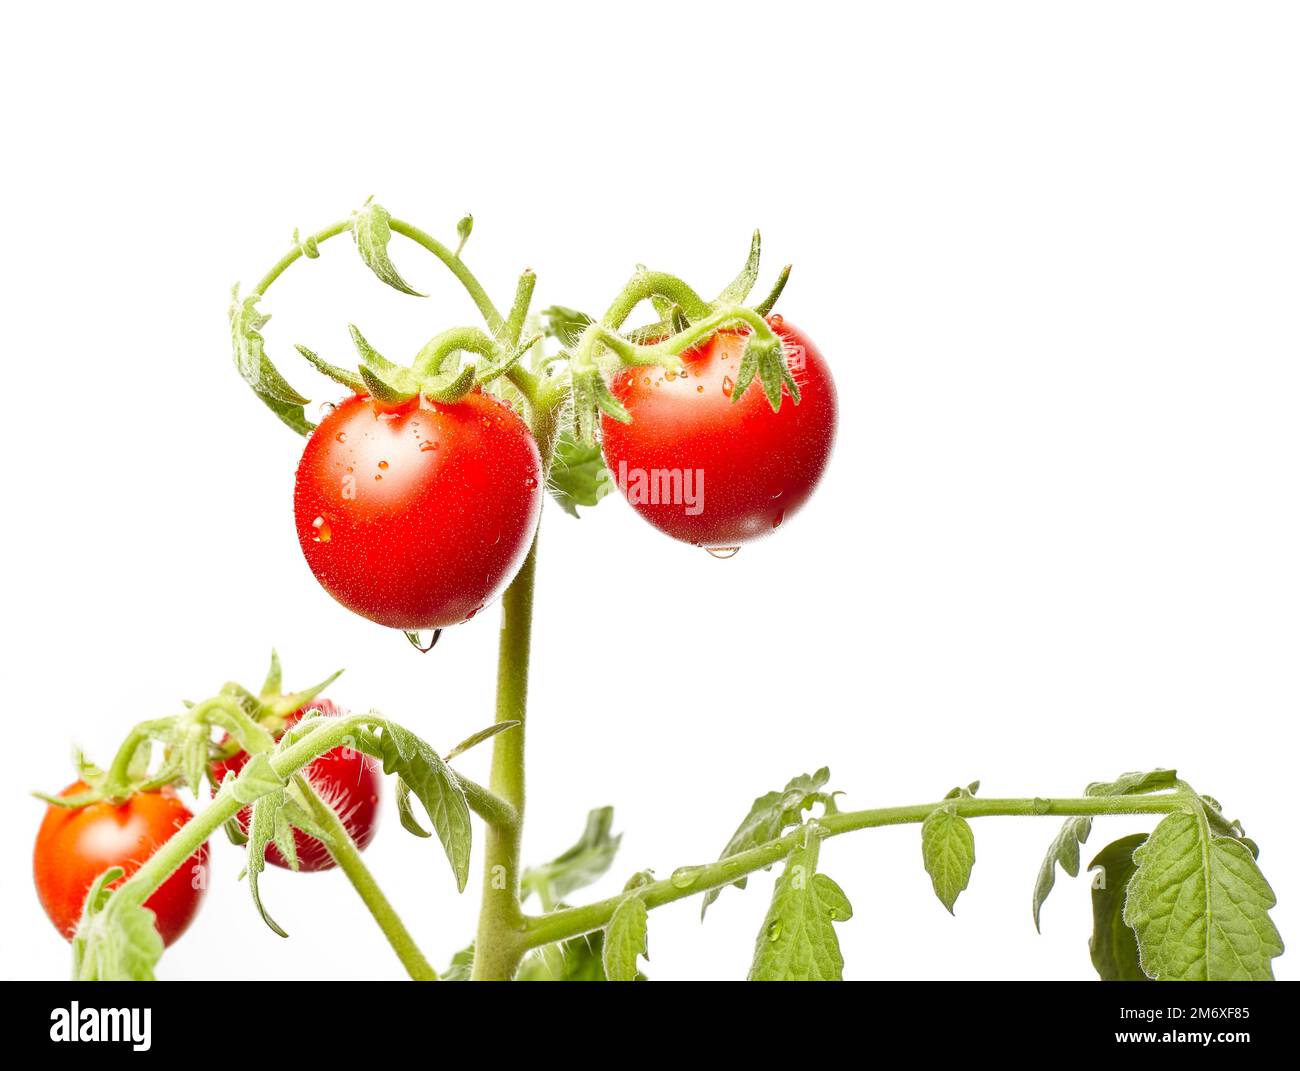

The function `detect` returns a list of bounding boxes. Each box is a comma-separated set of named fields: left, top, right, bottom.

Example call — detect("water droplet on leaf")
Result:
left=767, top=920, right=783, bottom=942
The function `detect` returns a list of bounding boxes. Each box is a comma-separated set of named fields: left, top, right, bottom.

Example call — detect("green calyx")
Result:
left=298, top=322, right=536, bottom=409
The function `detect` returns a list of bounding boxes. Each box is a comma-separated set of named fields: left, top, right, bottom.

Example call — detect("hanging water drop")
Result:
left=404, top=628, right=442, bottom=653
left=705, top=546, right=740, bottom=559
left=772, top=509, right=785, bottom=529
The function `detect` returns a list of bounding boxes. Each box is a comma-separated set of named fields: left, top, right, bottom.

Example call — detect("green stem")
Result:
left=388, top=218, right=505, bottom=335
left=601, top=270, right=713, bottom=328
left=296, top=775, right=437, bottom=981
left=522, top=793, right=1190, bottom=949
left=251, top=220, right=352, bottom=296
left=470, top=538, right=538, bottom=980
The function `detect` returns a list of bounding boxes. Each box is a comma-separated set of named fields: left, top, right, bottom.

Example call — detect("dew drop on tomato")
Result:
left=404, top=628, right=442, bottom=653
left=312, top=516, right=331, bottom=543
left=721, top=376, right=734, bottom=397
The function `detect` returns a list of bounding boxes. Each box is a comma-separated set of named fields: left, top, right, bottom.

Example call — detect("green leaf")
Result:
left=1124, top=808, right=1283, bottom=980
left=444, top=720, right=520, bottom=762
left=1087, top=834, right=1150, bottom=981
left=455, top=214, right=473, bottom=256
left=921, top=804, right=975, bottom=913
left=541, top=305, right=593, bottom=348
left=351, top=200, right=425, bottom=296
left=517, top=933, right=614, bottom=981
left=248, top=789, right=291, bottom=937
left=603, top=896, right=649, bottom=981
left=1033, top=768, right=1179, bottom=930
left=261, top=649, right=283, bottom=697
left=522, top=807, right=621, bottom=908
left=372, top=722, right=473, bottom=891
left=443, top=942, right=474, bottom=981
left=748, top=828, right=852, bottom=981
left=229, top=286, right=314, bottom=433
left=716, top=229, right=762, bottom=305
left=72, top=868, right=165, bottom=981
left=231, top=753, right=286, bottom=805
left=702, top=767, right=831, bottom=918
left=548, top=431, right=614, bottom=518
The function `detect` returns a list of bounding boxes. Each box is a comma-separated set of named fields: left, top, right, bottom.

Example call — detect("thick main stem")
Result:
left=470, top=537, right=539, bottom=980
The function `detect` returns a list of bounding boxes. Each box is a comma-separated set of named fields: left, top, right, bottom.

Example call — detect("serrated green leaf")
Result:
left=547, top=431, right=614, bottom=518
left=230, top=289, right=310, bottom=406
left=372, top=723, right=472, bottom=891
left=522, top=807, right=621, bottom=909
left=1087, top=834, right=1150, bottom=981
left=72, top=868, right=165, bottom=982
left=749, top=829, right=852, bottom=981
left=921, top=805, right=975, bottom=913
left=541, top=305, right=593, bottom=348
left=1124, top=808, right=1283, bottom=980
left=702, top=768, right=830, bottom=918
left=517, top=933, right=615, bottom=981
left=351, top=200, right=425, bottom=296
left=1033, top=768, right=1180, bottom=930
left=603, top=896, right=649, bottom=981
left=231, top=753, right=286, bottom=805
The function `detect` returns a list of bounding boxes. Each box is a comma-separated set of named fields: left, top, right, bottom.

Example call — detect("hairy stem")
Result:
left=522, top=793, right=1189, bottom=949
left=470, top=539, right=538, bottom=980
left=388, top=218, right=504, bottom=335
left=296, top=775, right=437, bottom=981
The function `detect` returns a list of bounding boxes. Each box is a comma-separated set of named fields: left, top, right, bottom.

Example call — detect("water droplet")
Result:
left=419, top=440, right=438, bottom=452
left=769, top=314, right=784, bottom=328
left=664, top=369, right=677, bottom=382
left=335, top=431, right=347, bottom=443
left=705, top=546, right=740, bottom=559
left=404, top=628, right=442, bottom=653
left=641, top=376, right=651, bottom=387
left=827, top=907, right=839, bottom=921
left=311, top=516, right=331, bottom=543
left=464, top=605, right=483, bottom=622
left=721, top=376, right=734, bottom=398
left=319, top=401, right=336, bottom=416
left=378, top=460, right=389, bottom=470
left=524, top=476, right=537, bottom=490
left=670, top=866, right=705, bottom=889
left=772, top=509, right=785, bottom=529
left=374, top=474, right=383, bottom=481
left=696, top=384, right=705, bottom=393
left=767, top=920, right=783, bottom=942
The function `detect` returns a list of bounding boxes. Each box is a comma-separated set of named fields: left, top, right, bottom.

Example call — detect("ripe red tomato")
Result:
left=294, top=391, right=543, bottom=630
left=212, top=699, right=381, bottom=871
left=600, top=317, right=837, bottom=549
left=33, top=785, right=209, bottom=946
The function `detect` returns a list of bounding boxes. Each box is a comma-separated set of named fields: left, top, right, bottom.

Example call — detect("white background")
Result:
left=1, top=1, right=1296, bottom=981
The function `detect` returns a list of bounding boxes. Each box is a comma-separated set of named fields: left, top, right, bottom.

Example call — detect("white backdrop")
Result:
left=1, top=1, right=1296, bottom=981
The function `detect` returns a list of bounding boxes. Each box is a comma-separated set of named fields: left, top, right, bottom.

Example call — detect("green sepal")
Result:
left=261, top=649, right=283, bottom=697
left=716, top=229, right=762, bottom=305
left=273, top=667, right=344, bottom=720
left=360, top=364, right=418, bottom=406
left=753, top=264, right=791, bottom=317
left=296, top=344, right=366, bottom=394
left=732, top=332, right=800, bottom=411
left=455, top=214, right=473, bottom=257
left=421, top=362, right=477, bottom=404
left=351, top=199, right=425, bottom=297
left=478, top=335, right=541, bottom=387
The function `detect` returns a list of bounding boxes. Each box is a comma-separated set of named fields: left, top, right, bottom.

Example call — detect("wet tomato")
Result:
left=33, top=785, right=209, bottom=945
left=294, top=391, right=543, bottom=630
left=600, top=318, right=837, bottom=549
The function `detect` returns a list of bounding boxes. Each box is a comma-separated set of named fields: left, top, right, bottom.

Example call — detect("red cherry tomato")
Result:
left=600, top=318, right=837, bottom=548
left=212, top=699, right=381, bottom=872
left=294, top=391, right=543, bottom=630
left=33, top=784, right=209, bottom=946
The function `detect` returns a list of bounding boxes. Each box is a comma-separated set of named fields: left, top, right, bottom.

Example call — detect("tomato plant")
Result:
left=212, top=698, right=382, bottom=871
left=600, top=317, right=837, bottom=549
left=294, top=391, right=542, bottom=631
left=34, top=201, right=1282, bottom=987
left=33, top=784, right=208, bottom=946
